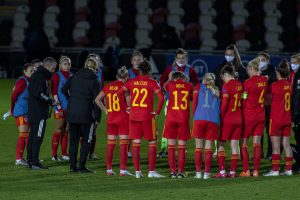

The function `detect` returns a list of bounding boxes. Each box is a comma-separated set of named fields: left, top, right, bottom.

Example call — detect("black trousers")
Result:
left=261, top=106, right=273, bottom=157
left=69, top=123, right=95, bottom=170
left=27, top=120, right=47, bottom=166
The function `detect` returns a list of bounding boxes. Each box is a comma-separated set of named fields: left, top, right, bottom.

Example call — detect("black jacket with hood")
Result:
left=62, top=68, right=100, bottom=124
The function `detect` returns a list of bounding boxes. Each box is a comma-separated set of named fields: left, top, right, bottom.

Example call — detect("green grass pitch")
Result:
left=0, top=79, right=300, bottom=200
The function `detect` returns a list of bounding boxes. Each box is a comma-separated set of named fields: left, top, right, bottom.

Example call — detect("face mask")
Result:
left=259, top=61, right=268, bottom=70
left=291, top=63, right=299, bottom=71
left=225, top=56, right=234, bottom=62
left=176, top=61, right=185, bottom=67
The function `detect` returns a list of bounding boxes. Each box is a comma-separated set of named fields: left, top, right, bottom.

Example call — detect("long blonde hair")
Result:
left=202, top=73, right=219, bottom=97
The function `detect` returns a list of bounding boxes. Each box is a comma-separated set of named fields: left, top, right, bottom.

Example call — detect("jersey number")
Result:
left=258, top=90, right=265, bottom=107
left=285, top=92, right=291, bottom=111
left=107, top=93, right=120, bottom=112
left=132, top=88, right=148, bottom=107
left=172, top=91, right=189, bottom=110
left=231, top=93, right=241, bottom=112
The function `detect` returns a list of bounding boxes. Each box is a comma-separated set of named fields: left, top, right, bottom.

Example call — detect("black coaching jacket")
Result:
left=292, top=69, right=300, bottom=124
left=28, top=66, right=54, bottom=123
left=61, top=68, right=100, bottom=124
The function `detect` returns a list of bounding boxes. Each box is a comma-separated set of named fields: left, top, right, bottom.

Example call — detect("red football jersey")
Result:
left=124, top=75, right=161, bottom=121
left=165, top=79, right=193, bottom=122
left=243, top=75, right=268, bottom=122
left=221, top=79, right=243, bottom=124
left=102, top=80, right=128, bottom=123
left=270, top=79, right=292, bottom=124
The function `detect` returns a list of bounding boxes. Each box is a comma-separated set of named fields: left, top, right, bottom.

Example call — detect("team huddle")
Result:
left=8, top=46, right=300, bottom=179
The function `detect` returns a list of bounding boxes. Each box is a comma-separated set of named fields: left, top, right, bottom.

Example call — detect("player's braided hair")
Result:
left=139, top=59, right=151, bottom=75
left=276, top=59, right=290, bottom=79
left=59, top=56, right=71, bottom=69
left=116, top=66, right=129, bottom=80
left=247, top=57, right=260, bottom=72
left=202, top=73, right=219, bottom=97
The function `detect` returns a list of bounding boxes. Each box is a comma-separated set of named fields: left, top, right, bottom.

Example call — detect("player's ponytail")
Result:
left=116, top=66, right=129, bottom=80
left=202, top=73, right=219, bottom=97
left=139, top=59, right=152, bottom=75
left=247, top=57, right=260, bottom=72
left=276, top=59, right=290, bottom=79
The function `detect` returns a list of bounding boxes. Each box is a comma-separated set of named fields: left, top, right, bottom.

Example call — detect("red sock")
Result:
left=253, top=143, right=262, bottom=171
left=148, top=143, right=157, bottom=171
left=272, top=154, right=280, bottom=171
left=218, top=151, right=226, bottom=171
left=106, top=139, right=116, bottom=170
left=51, top=132, right=60, bottom=157
left=230, top=154, right=239, bottom=172
left=16, top=132, right=28, bottom=160
left=178, top=144, right=186, bottom=173
left=89, top=135, right=96, bottom=155
left=194, top=148, right=203, bottom=172
left=168, top=144, right=176, bottom=173
left=241, top=144, right=249, bottom=172
left=61, top=133, right=68, bottom=156
left=285, top=157, right=293, bottom=171
left=132, top=142, right=141, bottom=171
left=119, top=139, right=129, bottom=170
left=204, top=149, right=213, bottom=173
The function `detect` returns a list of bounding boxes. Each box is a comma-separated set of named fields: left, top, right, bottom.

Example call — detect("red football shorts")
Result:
left=163, top=118, right=190, bottom=140
left=15, top=115, right=29, bottom=127
left=54, top=109, right=66, bottom=119
left=220, top=123, right=242, bottom=141
left=129, top=118, right=157, bottom=140
left=192, top=120, right=219, bottom=140
left=107, top=119, right=129, bottom=136
left=242, top=120, right=265, bottom=139
left=269, top=119, right=291, bottom=137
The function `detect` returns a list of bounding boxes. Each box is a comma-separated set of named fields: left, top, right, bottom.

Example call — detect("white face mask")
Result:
left=176, top=61, right=185, bottom=67
left=259, top=61, right=268, bottom=70
left=291, top=63, right=299, bottom=71
left=225, top=56, right=234, bottom=62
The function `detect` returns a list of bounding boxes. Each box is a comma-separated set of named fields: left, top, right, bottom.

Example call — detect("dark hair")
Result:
left=171, top=71, right=188, bottom=81
left=221, top=62, right=235, bottom=76
left=175, top=48, right=188, bottom=57
left=139, top=59, right=151, bottom=75
left=131, top=49, right=143, bottom=61
left=226, top=44, right=243, bottom=69
left=257, top=50, right=270, bottom=60
left=276, top=59, right=290, bottom=78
